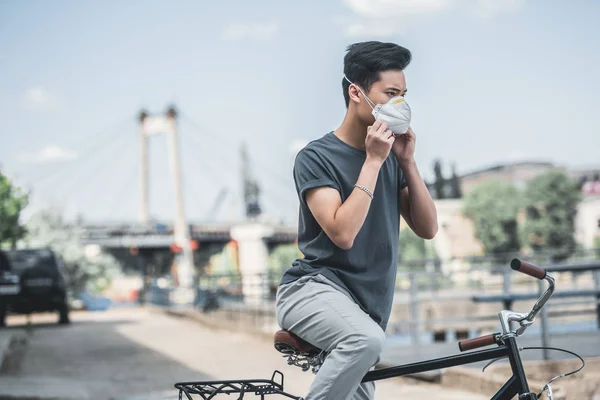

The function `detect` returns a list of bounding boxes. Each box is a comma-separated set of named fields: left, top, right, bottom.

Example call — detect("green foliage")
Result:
left=0, top=171, right=29, bottom=248
left=521, top=169, right=582, bottom=261
left=209, top=243, right=238, bottom=275
left=433, top=159, right=445, bottom=199
left=462, top=180, right=521, bottom=258
left=399, top=227, right=426, bottom=261
left=268, top=243, right=300, bottom=273
left=594, top=235, right=600, bottom=249
left=449, top=163, right=463, bottom=199
left=399, top=227, right=438, bottom=269
left=22, top=208, right=121, bottom=296
left=431, top=159, right=462, bottom=199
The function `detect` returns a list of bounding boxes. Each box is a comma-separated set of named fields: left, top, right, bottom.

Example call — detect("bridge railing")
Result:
left=149, top=250, right=600, bottom=344
left=190, top=271, right=281, bottom=333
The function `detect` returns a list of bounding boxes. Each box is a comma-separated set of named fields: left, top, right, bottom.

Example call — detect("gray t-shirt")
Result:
left=280, top=131, right=407, bottom=331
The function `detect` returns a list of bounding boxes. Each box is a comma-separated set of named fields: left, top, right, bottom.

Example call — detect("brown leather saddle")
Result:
left=274, top=329, right=320, bottom=356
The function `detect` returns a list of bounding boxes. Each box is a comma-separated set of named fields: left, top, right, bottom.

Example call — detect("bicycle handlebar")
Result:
left=510, top=258, right=547, bottom=280
left=458, top=333, right=500, bottom=352
left=458, top=259, right=556, bottom=351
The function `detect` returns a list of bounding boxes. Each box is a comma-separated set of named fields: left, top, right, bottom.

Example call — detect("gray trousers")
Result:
left=275, top=274, right=386, bottom=400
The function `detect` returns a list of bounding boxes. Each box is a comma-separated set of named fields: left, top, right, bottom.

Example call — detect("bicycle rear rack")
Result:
left=174, top=370, right=302, bottom=399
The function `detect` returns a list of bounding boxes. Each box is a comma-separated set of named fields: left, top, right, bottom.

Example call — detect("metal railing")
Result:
left=149, top=251, right=600, bottom=345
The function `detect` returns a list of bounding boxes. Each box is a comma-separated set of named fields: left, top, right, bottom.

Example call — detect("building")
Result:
left=575, top=197, right=600, bottom=249
left=428, top=199, right=482, bottom=260
left=427, top=161, right=600, bottom=260
left=459, top=161, right=556, bottom=194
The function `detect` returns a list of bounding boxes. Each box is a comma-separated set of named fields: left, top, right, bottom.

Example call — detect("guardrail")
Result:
left=148, top=257, right=600, bottom=346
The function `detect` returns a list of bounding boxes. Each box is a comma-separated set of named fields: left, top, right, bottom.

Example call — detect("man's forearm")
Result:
left=402, top=160, right=438, bottom=239
left=332, top=157, right=382, bottom=249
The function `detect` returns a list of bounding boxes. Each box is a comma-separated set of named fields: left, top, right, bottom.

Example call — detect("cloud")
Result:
left=221, top=22, right=279, bottom=41
left=334, top=14, right=407, bottom=38
left=469, top=0, right=525, bottom=19
left=340, top=0, right=526, bottom=37
left=24, top=87, right=62, bottom=110
left=19, top=145, right=78, bottom=164
left=343, top=0, right=451, bottom=18
left=346, top=23, right=402, bottom=38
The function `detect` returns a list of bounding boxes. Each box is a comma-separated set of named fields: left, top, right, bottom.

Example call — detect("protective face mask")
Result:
left=344, top=75, right=411, bottom=135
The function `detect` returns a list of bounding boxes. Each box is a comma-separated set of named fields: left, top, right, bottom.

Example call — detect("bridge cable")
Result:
left=177, top=113, right=297, bottom=208
left=22, top=117, right=133, bottom=190
left=42, top=130, right=135, bottom=207
left=178, top=113, right=296, bottom=194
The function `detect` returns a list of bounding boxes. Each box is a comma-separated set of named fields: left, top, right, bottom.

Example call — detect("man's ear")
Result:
left=348, top=84, right=362, bottom=105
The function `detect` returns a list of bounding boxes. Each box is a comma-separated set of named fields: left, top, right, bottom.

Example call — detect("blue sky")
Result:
left=1, top=0, right=599, bottom=225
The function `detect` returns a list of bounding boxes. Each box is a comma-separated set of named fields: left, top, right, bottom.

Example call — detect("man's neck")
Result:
left=334, top=112, right=369, bottom=151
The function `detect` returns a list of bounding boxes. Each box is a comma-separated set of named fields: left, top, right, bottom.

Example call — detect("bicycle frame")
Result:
left=362, top=261, right=557, bottom=400
left=362, top=336, right=536, bottom=400
left=176, top=336, right=536, bottom=400
left=175, top=260, right=559, bottom=400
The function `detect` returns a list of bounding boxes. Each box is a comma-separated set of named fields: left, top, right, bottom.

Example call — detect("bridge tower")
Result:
left=240, top=143, right=262, bottom=219
left=138, top=106, right=194, bottom=297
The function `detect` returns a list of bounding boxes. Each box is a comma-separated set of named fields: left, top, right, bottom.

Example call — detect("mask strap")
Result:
left=344, top=75, right=376, bottom=109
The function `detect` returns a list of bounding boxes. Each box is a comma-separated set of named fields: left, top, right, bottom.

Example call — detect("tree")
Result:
left=522, top=169, right=582, bottom=261
left=433, top=159, right=445, bottom=199
left=449, top=163, right=463, bottom=199
left=22, top=207, right=121, bottom=296
left=399, top=227, right=438, bottom=269
left=0, top=170, right=29, bottom=249
left=462, top=180, right=521, bottom=260
left=268, top=243, right=300, bottom=273
left=208, top=241, right=239, bottom=275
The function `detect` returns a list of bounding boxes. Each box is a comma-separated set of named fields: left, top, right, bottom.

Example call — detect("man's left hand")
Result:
left=392, top=127, right=416, bottom=167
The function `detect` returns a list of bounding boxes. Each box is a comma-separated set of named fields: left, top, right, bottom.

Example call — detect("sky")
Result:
left=1, top=0, right=599, bottom=226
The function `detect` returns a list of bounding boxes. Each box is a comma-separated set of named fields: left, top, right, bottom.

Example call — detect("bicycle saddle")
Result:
left=274, top=330, right=320, bottom=355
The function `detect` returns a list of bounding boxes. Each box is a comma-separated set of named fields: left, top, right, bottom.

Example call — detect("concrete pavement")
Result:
left=0, top=308, right=488, bottom=400
left=0, top=328, right=27, bottom=373
left=3, top=306, right=598, bottom=399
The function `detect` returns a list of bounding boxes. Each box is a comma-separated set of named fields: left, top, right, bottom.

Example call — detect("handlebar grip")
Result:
left=458, top=333, right=499, bottom=352
left=510, top=258, right=546, bottom=280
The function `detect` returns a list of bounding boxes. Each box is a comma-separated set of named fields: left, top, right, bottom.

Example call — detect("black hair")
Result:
left=342, top=41, right=412, bottom=108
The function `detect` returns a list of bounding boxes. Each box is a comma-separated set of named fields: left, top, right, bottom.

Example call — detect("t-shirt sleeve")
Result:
left=398, top=166, right=408, bottom=191
left=294, top=148, right=341, bottom=207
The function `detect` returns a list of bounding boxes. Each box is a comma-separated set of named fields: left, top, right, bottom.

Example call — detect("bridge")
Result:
left=78, top=221, right=298, bottom=305
left=78, top=222, right=297, bottom=249
left=16, top=104, right=299, bottom=303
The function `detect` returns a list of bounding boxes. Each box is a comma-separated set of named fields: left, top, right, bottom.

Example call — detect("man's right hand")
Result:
left=365, top=121, right=395, bottom=164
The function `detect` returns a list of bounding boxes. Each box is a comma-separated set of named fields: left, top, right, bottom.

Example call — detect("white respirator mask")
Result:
left=344, top=74, right=411, bottom=135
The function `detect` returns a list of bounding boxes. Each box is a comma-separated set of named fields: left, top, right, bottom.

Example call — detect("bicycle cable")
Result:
left=522, top=347, right=585, bottom=399
left=481, top=356, right=507, bottom=372
left=480, top=346, right=585, bottom=399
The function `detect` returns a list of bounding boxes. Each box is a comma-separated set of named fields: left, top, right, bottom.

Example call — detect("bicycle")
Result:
left=174, top=259, right=585, bottom=399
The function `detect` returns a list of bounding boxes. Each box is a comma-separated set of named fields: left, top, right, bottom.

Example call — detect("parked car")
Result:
left=0, top=248, right=70, bottom=326
left=0, top=250, right=20, bottom=305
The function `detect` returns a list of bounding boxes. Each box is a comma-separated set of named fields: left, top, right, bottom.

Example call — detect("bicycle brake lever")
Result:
left=545, top=383, right=553, bottom=400
left=515, top=317, right=535, bottom=336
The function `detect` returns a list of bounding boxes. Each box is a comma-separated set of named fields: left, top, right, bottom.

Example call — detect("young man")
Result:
left=275, top=41, right=438, bottom=400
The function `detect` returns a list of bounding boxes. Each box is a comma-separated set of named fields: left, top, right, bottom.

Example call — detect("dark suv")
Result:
left=0, top=248, right=70, bottom=326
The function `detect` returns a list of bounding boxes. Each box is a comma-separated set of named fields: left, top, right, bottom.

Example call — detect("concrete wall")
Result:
left=425, top=199, right=483, bottom=261
left=575, top=197, right=600, bottom=248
